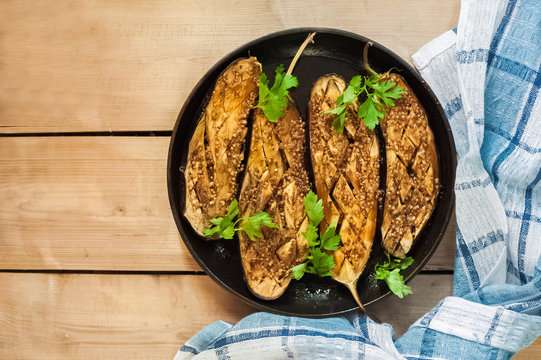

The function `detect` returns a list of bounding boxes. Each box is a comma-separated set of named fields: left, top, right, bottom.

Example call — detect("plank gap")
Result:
left=419, top=269, right=454, bottom=275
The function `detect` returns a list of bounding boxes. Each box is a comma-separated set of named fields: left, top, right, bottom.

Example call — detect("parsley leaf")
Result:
left=203, top=199, right=239, bottom=239
left=337, top=75, right=362, bottom=104
left=375, top=255, right=414, bottom=298
left=291, top=262, right=308, bottom=280
left=320, top=222, right=341, bottom=251
left=303, top=190, right=324, bottom=227
left=204, top=200, right=279, bottom=241
left=239, top=211, right=279, bottom=242
left=386, top=269, right=413, bottom=298
left=358, top=94, right=383, bottom=130
left=325, top=75, right=362, bottom=133
left=302, top=223, right=319, bottom=247
left=329, top=108, right=347, bottom=133
left=310, top=247, right=335, bottom=276
left=359, top=76, right=404, bottom=130
left=254, top=64, right=298, bottom=123
left=393, top=256, right=414, bottom=270
left=325, top=74, right=404, bottom=133
left=254, top=32, right=315, bottom=123
left=291, top=192, right=341, bottom=280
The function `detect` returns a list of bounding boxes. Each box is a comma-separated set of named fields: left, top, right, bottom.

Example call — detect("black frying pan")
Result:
left=167, top=28, right=456, bottom=317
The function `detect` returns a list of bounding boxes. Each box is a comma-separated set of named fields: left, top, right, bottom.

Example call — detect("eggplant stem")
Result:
left=345, top=281, right=365, bottom=311
left=345, top=281, right=383, bottom=324
left=363, top=41, right=378, bottom=77
left=286, top=32, right=316, bottom=76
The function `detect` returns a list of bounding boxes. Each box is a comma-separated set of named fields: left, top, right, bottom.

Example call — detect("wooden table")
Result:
left=1, top=1, right=538, bottom=358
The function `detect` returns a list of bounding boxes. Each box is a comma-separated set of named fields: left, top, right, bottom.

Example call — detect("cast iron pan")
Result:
left=167, top=28, right=456, bottom=317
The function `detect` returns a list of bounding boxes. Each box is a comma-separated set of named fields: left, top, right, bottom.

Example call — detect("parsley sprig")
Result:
left=204, top=199, right=279, bottom=241
left=254, top=64, right=298, bottom=123
left=325, top=75, right=362, bottom=133
left=254, top=32, right=315, bottom=123
left=325, top=74, right=404, bottom=133
left=291, top=191, right=341, bottom=280
left=375, top=254, right=414, bottom=298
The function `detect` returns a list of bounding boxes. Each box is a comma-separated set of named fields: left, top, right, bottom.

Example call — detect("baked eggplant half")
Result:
left=379, top=73, right=439, bottom=258
left=238, top=103, right=310, bottom=300
left=184, top=57, right=262, bottom=237
left=309, top=75, right=379, bottom=303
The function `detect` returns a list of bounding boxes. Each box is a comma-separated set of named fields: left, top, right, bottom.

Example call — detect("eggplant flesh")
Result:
left=184, top=57, right=261, bottom=237
left=380, top=74, right=439, bottom=258
left=239, top=103, right=310, bottom=300
left=309, top=75, right=379, bottom=288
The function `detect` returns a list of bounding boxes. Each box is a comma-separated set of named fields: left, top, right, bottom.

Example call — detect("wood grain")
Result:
left=0, top=136, right=455, bottom=271
left=0, top=273, right=253, bottom=359
left=516, top=338, right=541, bottom=360
left=0, top=0, right=460, bottom=133
left=0, top=273, right=450, bottom=359
left=0, top=272, right=538, bottom=358
left=0, top=273, right=541, bottom=360
left=0, top=137, right=193, bottom=271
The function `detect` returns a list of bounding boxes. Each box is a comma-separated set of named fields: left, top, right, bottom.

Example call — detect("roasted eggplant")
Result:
left=380, top=73, right=439, bottom=258
left=184, top=57, right=262, bottom=236
left=238, top=103, right=311, bottom=299
left=309, top=75, right=379, bottom=303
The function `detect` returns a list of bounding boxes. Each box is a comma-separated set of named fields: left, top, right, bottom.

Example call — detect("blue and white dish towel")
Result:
left=175, top=0, right=541, bottom=358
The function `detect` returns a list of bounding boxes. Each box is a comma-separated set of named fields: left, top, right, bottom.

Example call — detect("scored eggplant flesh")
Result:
left=239, top=103, right=310, bottom=300
left=309, top=75, right=379, bottom=297
left=380, top=73, right=439, bottom=258
left=184, top=57, right=262, bottom=237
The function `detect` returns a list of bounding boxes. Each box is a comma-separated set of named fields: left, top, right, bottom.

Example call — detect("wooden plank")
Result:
left=425, top=213, right=456, bottom=271
left=0, top=0, right=460, bottom=133
left=0, top=137, right=455, bottom=271
left=0, top=137, right=195, bottom=271
left=0, top=273, right=253, bottom=359
left=1, top=272, right=537, bottom=358
left=0, top=273, right=450, bottom=359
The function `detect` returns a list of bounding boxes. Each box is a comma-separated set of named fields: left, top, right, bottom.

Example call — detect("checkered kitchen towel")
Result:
left=175, top=0, right=541, bottom=358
